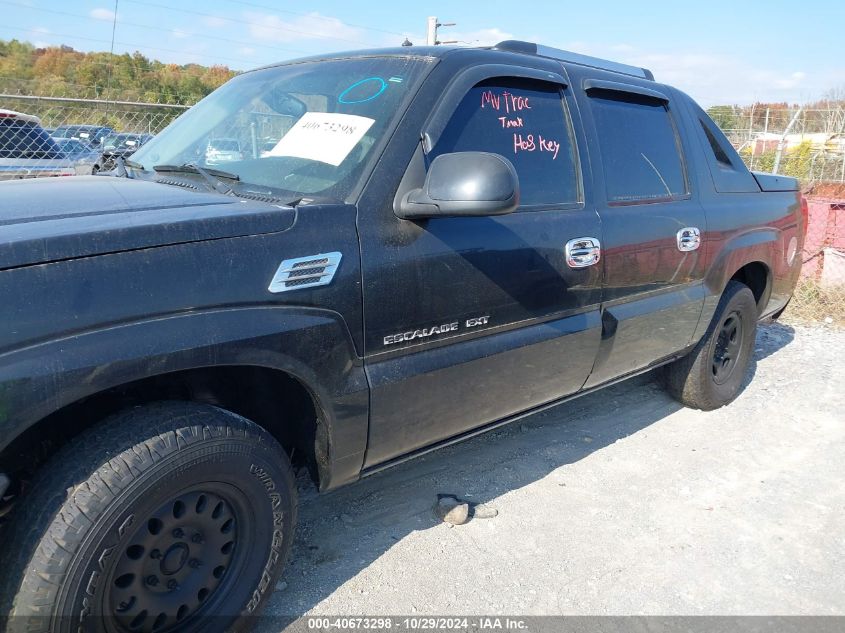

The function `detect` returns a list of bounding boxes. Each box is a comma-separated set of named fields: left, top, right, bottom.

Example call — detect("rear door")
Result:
left=357, top=62, right=604, bottom=467
left=568, top=70, right=707, bottom=386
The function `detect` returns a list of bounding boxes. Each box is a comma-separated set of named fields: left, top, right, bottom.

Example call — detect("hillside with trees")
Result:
left=0, top=38, right=237, bottom=104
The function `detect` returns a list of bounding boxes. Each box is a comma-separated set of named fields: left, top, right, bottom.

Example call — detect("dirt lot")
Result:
left=263, top=323, right=844, bottom=623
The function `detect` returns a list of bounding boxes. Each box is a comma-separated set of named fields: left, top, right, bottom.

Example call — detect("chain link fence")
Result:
left=784, top=189, right=845, bottom=326
left=0, top=94, right=187, bottom=177
left=715, top=106, right=845, bottom=184
left=714, top=106, right=845, bottom=326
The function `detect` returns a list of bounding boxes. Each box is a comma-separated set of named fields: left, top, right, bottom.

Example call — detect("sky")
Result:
left=2, top=0, right=843, bottom=106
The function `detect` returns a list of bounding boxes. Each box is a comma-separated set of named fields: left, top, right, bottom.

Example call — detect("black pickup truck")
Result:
left=0, top=41, right=804, bottom=631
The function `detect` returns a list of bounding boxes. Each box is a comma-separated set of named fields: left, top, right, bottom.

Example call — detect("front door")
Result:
left=357, top=65, right=604, bottom=467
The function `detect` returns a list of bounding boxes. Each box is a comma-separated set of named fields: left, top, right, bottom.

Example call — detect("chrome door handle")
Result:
left=565, top=237, right=601, bottom=268
left=677, top=227, right=701, bottom=252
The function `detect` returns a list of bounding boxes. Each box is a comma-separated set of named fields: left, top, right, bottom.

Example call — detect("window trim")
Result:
left=583, top=78, right=669, bottom=103
left=420, top=68, right=584, bottom=211
left=585, top=85, right=691, bottom=207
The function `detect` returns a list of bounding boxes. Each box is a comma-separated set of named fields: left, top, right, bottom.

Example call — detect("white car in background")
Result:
left=204, top=137, right=243, bottom=165
left=0, top=109, right=75, bottom=180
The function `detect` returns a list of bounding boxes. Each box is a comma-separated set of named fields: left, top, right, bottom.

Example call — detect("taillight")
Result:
left=800, top=195, right=809, bottom=237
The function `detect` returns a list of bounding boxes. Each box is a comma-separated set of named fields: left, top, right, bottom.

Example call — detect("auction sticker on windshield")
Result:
left=268, top=112, right=375, bottom=166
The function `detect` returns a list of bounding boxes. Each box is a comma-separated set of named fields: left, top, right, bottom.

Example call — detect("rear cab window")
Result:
left=689, top=99, right=760, bottom=193
left=430, top=77, right=581, bottom=208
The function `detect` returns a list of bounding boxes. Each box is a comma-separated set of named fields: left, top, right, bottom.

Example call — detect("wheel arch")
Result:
left=705, top=227, right=776, bottom=305
left=1, top=364, right=324, bottom=491
left=0, top=306, right=369, bottom=512
left=694, top=228, right=777, bottom=343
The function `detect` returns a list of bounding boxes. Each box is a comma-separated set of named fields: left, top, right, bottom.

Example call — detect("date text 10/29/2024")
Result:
left=306, top=617, right=529, bottom=630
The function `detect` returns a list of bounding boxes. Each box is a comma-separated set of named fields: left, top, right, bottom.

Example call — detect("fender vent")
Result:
left=268, top=252, right=342, bottom=293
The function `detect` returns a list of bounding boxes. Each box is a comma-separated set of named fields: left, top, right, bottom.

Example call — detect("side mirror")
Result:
left=397, top=151, right=520, bottom=219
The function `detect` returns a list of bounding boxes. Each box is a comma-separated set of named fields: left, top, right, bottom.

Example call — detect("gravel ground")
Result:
left=262, top=323, right=844, bottom=623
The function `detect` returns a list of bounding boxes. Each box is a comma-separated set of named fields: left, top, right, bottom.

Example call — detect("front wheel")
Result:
left=1, top=402, right=297, bottom=633
left=663, top=280, right=758, bottom=410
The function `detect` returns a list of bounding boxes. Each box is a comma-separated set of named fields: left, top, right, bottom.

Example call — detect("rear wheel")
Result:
left=663, top=280, right=758, bottom=410
left=1, top=402, right=296, bottom=633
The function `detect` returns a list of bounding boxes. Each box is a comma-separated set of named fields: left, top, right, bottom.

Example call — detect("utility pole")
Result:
left=426, top=16, right=457, bottom=45
left=426, top=16, right=437, bottom=45
left=772, top=108, right=803, bottom=175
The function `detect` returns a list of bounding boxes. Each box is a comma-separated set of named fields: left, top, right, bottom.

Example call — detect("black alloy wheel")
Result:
left=107, top=488, right=243, bottom=633
left=712, top=311, right=743, bottom=385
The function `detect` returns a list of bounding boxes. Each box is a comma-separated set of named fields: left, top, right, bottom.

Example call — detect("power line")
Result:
left=121, top=0, right=372, bottom=46
left=225, top=0, right=406, bottom=38
left=0, top=1, right=311, bottom=57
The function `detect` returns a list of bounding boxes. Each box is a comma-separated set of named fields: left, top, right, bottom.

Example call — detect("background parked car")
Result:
left=205, top=137, right=243, bottom=165
left=94, top=132, right=153, bottom=172
left=259, top=138, right=280, bottom=158
left=53, top=136, right=100, bottom=175
left=0, top=109, right=75, bottom=180
left=51, top=124, right=114, bottom=148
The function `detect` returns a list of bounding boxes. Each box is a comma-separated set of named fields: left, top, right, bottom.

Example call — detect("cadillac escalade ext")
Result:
left=0, top=41, right=804, bottom=632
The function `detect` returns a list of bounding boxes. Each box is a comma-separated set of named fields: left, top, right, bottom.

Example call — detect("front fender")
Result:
left=0, top=306, right=369, bottom=489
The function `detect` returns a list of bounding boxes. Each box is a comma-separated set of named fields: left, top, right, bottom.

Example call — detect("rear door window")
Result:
left=430, top=78, right=581, bottom=207
left=588, top=90, right=687, bottom=204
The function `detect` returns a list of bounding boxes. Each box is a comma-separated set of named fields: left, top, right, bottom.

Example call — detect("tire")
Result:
left=663, top=280, right=758, bottom=410
left=0, top=402, right=297, bottom=633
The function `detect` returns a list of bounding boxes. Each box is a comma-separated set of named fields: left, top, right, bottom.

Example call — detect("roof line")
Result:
left=491, top=40, right=654, bottom=81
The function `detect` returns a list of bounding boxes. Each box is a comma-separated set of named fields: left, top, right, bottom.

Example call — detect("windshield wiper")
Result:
left=153, top=162, right=239, bottom=192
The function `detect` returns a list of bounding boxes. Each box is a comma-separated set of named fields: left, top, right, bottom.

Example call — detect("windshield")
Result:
left=132, top=56, right=432, bottom=200
left=103, top=134, right=137, bottom=150
left=57, top=139, right=88, bottom=153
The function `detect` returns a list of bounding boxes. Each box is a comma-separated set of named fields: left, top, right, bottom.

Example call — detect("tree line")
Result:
left=707, top=94, right=845, bottom=136
left=0, top=39, right=237, bottom=105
